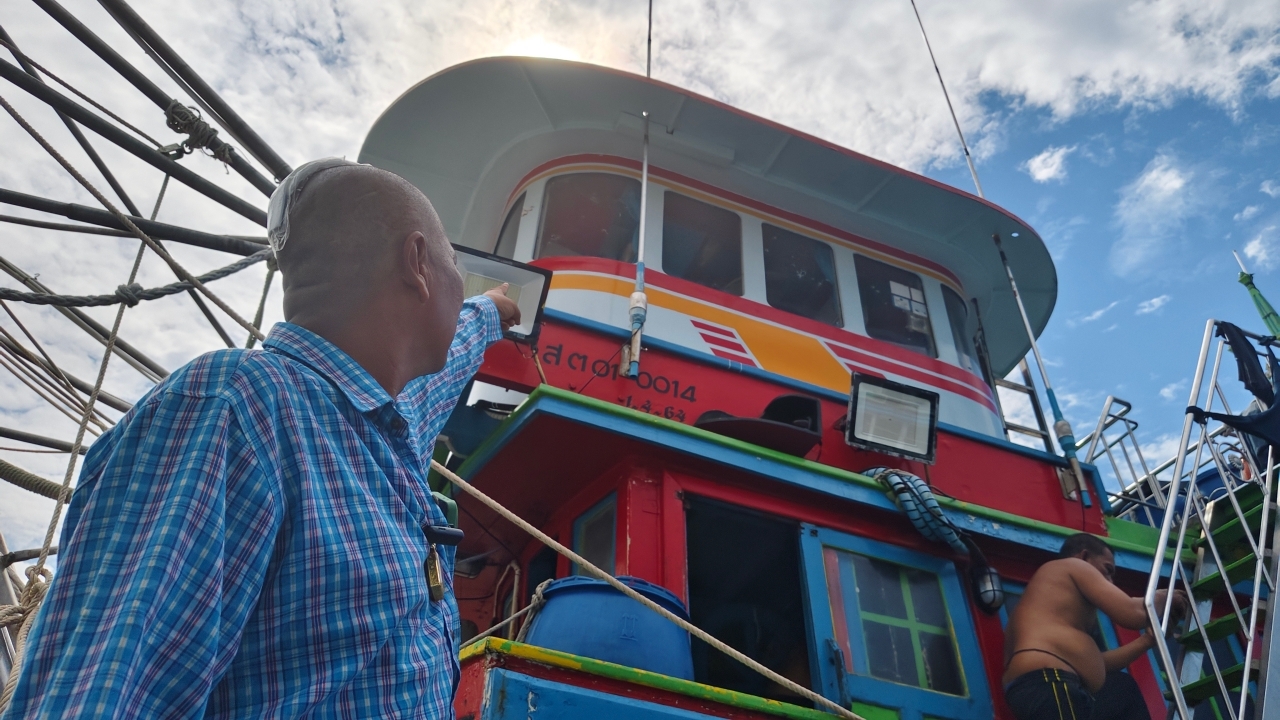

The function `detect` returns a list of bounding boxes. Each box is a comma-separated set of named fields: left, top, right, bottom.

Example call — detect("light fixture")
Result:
left=454, top=245, right=553, bottom=342
left=845, top=373, right=940, bottom=463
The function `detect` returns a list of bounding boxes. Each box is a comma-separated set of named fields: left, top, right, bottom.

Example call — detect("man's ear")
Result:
left=402, top=231, right=432, bottom=304
left=1077, top=550, right=1091, bottom=562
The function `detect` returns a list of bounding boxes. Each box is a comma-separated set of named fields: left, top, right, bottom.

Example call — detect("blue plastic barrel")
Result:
left=523, top=575, right=694, bottom=680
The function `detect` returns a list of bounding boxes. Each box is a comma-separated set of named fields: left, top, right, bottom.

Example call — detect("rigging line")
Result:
left=0, top=341, right=111, bottom=429
left=0, top=255, right=165, bottom=383
left=0, top=37, right=162, bottom=148
left=0, top=353, right=104, bottom=434
left=245, top=261, right=276, bottom=349
left=0, top=92, right=267, bottom=342
left=146, top=174, right=234, bottom=349
left=432, top=460, right=864, bottom=720
left=908, top=0, right=983, bottom=199
left=0, top=327, right=109, bottom=423
left=0, top=250, right=270, bottom=308
left=0, top=340, right=111, bottom=428
left=1, top=301, right=84, bottom=401
left=0, top=213, right=130, bottom=237
left=0, top=25, right=142, bottom=218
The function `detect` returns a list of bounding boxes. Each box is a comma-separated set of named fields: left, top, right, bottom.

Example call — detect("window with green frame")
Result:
left=800, top=524, right=993, bottom=720
left=832, top=550, right=964, bottom=695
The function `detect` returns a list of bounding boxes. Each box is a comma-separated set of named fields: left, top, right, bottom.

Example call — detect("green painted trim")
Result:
left=458, top=386, right=1162, bottom=559
left=459, top=637, right=838, bottom=720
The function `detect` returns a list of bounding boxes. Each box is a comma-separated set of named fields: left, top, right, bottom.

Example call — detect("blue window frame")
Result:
left=799, top=524, right=993, bottom=720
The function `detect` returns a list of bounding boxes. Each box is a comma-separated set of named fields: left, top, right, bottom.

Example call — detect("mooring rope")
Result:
left=432, top=460, right=864, bottom=720
left=0, top=249, right=270, bottom=308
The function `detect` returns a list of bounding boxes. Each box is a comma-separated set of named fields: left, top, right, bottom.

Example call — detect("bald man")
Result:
left=1, top=159, right=520, bottom=719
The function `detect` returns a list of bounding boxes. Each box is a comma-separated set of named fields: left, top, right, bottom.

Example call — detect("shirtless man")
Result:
left=1003, top=533, right=1188, bottom=720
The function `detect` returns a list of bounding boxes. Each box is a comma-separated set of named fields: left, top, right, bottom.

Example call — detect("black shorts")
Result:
left=1005, top=669, right=1151, bottom=720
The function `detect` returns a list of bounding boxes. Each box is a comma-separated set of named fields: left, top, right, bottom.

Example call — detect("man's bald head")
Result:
left=276, top=164, right=453, bottom=321
left=271, top=161, right=466, bottom=380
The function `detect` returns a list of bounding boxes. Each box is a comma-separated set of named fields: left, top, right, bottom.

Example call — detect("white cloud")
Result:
left=1110, top=153, right=1194, bottom=276
left=1075, top=297, right=1116, bottom=322
left=1141, top=433, right=1186, bottom=470
left=1136, top=294, right=1172, bottom=314
left=1244, top=226, right=1280, bottom=271
left=1022, top=145, right=1076, bottom=183
left=1263, top=180, right=1280, bottom=198
left=1236, top=205, right=1261, bottom=221
left=1159, top=379, right=1187, bottom=400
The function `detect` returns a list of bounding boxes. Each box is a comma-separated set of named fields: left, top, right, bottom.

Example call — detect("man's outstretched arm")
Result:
left=1, top=387, right=279, bottom=720
left=404, top=287, right=519, bottom=447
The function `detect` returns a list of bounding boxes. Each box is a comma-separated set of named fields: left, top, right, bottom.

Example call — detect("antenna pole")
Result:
left=909, top=0, right=983, bottom=199
left=646, top=0, right=653, bottom=78
left=994, top=233, right=1090, bottom=503
left=625, top=1, right=655, bottom=377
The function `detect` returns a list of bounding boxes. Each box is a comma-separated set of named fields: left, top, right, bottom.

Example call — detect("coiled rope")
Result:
left=868, top=467, right=969, bottom=554
left=0, top=249, right=271, bottom=308
left=431, top=459, right=865, bottom=720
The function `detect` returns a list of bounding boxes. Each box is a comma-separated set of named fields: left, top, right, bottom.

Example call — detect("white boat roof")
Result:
left=360, top=56, right=1055, bottom=377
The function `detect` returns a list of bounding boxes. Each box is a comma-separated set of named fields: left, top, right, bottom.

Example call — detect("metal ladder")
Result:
left=1146, top=320, right=1280, bottom=720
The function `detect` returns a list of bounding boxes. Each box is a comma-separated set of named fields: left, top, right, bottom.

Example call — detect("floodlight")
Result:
left=454, top=245, right=552, bottom=342
left=845, top=373, right=939, bottom=463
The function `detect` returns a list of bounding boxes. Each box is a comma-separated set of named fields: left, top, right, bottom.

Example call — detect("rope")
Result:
left=430, top=459, right=863, bottom=720
left=164, top=100, right=231, bottom=163
left=0, top=249, right=270, bottom=307
left=0, top=92, right=267, bottom=343
left=0, top=38, right=163, bottom=148
left=245, top=258, right=276, bottom=349
left=467, top=578, right=552, bottom=646
left=0, top=458, right=64, bottom=500
left=869, top=467, right=969, bottom=555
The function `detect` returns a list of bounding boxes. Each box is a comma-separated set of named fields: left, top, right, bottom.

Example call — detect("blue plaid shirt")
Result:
left=2, top=297, right=502, bottom=719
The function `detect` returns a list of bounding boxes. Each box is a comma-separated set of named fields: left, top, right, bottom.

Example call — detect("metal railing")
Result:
left=1142, top=319, right=1280, bottom=720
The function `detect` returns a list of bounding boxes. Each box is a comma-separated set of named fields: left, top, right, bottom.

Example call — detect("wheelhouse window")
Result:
left=828, top=550, right=964, bottom=695
left=493, top=192, right=525, bottom=259
left=572, top=494, right=616, bottom=576
left=536, top=174, right=640, bottom=262
left=942, top=286, right=979, bottom=374
left=800, top=525, right=993, bottom=718
left=762, top=224, right=842, bottom=327
left=662, top=192, right=743, bottom=295
left=854, top=254, right=936, bottom=357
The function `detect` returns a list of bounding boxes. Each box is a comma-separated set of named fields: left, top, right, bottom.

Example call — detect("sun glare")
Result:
left=503, top=36, right=581, bottom=61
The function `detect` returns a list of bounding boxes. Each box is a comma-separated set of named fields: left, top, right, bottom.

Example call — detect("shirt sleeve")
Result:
left=2, top=384, right=281, bottom=719
left=402, top=295, right=504, bottom=449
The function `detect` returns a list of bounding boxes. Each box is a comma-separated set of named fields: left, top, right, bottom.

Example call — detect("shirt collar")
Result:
left=262, top=322, right=394, bottom=414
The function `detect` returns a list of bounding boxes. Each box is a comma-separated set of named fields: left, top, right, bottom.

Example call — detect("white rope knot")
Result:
left=0, top=565, right=50, bottom=630
left=115, top=282, right=144, bottom=306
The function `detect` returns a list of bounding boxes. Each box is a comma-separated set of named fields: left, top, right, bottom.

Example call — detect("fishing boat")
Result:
left=2, top=4, right=1278, bottom=720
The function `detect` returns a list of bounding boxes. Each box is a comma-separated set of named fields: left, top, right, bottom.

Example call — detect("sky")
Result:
left=1, top=0, right=1279, bottom=556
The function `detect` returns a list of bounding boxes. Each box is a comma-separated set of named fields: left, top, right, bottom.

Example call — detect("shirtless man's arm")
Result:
left=1102, top=634, right=1157, bottom=672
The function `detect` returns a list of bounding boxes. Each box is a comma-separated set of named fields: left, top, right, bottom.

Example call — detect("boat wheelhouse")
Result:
left=360, top=57, right=1166, bottom=720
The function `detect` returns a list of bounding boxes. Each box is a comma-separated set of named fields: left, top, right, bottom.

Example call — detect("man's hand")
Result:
left=484, top=283, right=522, bottom=332
left=1153, top=588, right=1190, bottom=623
